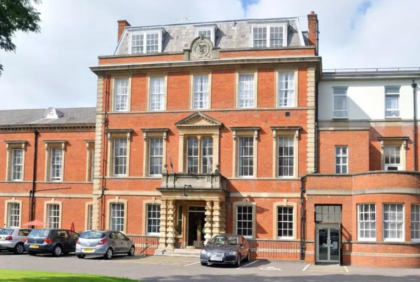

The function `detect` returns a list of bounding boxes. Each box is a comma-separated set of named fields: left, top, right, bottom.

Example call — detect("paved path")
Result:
left=1, top=252, right=420, bottom=281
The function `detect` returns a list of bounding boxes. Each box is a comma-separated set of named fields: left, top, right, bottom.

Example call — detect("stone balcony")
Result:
left=159, top=171, right=227, bottom=191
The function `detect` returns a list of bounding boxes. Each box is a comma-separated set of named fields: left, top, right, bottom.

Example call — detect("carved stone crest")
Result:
left=191, top=34, right=212, bottom=59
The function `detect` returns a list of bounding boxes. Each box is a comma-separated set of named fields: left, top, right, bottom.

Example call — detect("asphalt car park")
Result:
left=1, top=251, right=420, bottom=281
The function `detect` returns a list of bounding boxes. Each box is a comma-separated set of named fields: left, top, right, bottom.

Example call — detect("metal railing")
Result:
left=248, top=239, right=300, bottom=260
left=128, top=235, right=159, bottom=255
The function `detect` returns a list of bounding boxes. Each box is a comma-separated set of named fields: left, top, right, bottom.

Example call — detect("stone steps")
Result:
left=157, top=248, right=201, bottom=258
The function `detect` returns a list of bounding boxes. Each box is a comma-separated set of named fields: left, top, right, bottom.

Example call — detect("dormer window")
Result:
left=44, top=107, right=64, bottom=119
left=129, top=29, right=163, bottom=54
left=195, top=24, right=216, bottom=45
left=252, top=24, right=287, bottom=48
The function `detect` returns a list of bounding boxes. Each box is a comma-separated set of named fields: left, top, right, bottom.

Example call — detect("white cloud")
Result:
left=0, top=0, right=419, bottom=110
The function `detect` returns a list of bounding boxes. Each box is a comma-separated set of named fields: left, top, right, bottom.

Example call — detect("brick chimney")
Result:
left=118, top=20, right=131, bottom=42
left=307, top=11, right=318, bottom=54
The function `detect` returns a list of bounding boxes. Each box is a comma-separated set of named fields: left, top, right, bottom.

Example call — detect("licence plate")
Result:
left=30, top=245, right=39, bottom=249
left=83, top=248, right=95, bottom=253
left=210, top=256, right=223, bottom=261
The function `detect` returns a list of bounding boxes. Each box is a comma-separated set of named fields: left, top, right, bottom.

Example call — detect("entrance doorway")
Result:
left=316, top=224, right=340, bottom=264
left=187, top=206, right=205, bottom=247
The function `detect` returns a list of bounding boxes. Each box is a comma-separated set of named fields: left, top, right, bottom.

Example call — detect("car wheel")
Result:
left=201, top=262, right=207, bottom=266
left=29, top=252, right=36, bottom=256
left=14, top=243, right=25, bottom=254
left=245, top=251, right=251, bottom=262
left=77, top=255, right=85, bottom=259
left=104, top=248, right=113, bottom=260
left=52, top=245, right=63, bottom=257
left=128, top=246, right=135, bottom=256
left=236, top=255, right=241, bottom=267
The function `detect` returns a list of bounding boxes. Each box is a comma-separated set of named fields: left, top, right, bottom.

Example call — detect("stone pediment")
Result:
left=175, top=112, right=222, bottom=128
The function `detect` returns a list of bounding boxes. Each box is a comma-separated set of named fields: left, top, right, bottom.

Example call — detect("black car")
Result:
left=200, top=234, right=251, bottom=267
left=24, top=229, right=79, bottom=256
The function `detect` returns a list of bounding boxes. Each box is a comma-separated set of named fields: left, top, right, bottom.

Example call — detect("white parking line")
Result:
left=184, top=261, right=200, bottom=267
left=239, top=259, right=259, bottom=268
left=302, top=264, right=311, bottom=272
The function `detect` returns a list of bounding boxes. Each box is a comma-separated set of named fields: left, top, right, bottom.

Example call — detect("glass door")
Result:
left=316, top=225, right=340, bottom=263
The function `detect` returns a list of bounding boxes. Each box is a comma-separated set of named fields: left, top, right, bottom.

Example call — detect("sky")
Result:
left=0, top=0, right=419, bottom=110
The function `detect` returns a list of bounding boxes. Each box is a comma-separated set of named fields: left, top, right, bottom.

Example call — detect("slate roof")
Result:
left=0, top=107, right=96, bottom=127
left=115, top=17, right=306, bottom=55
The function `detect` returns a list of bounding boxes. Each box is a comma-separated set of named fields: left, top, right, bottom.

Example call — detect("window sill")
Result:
left=332, top=117, right=348, bottom=121
left=357, top=238, right=377, bottom=242
left=385, top=117, right=401, bottom=120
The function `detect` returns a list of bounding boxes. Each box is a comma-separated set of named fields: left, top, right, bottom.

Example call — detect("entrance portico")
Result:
left=156, top=171, right=227, bottom=253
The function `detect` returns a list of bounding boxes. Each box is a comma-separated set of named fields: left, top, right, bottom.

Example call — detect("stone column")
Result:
left=219, top=202, right=226, bottom=234
left=158, top=199, right=167, bottom=251
left=166, top=200, right=175, bottom=251
left=204, top=201, right=213, bottom=244
left=212, top=201, right=221, bottom=236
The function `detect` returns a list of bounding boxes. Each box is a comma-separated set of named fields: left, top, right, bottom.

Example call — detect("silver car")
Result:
left=0, top=227, right=32, bottom=254
left=75, top=230, right=135, bottom=259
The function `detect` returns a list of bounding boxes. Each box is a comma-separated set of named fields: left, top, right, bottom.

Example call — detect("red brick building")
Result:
left=1, top=12, right=420, bottom=268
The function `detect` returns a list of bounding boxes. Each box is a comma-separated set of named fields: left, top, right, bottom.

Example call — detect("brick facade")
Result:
left=1, top=13, right=420, bottom=268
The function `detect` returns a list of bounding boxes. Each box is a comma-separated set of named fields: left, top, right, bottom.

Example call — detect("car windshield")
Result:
left=80, top=231, right=106, bottom=239
left=208, top=235, right=239, bottom=245
left=28, top=230, right=49, bottom=238
left=0, top=229, right=13, bottom=235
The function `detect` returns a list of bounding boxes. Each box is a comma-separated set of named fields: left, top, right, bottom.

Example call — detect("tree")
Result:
left=0, top=0, right=41, bottom=75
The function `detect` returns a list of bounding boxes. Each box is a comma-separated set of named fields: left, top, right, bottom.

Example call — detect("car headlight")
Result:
left=226, top=251, right=237, bottom=256
left=200, top=249, right=207, bottom=255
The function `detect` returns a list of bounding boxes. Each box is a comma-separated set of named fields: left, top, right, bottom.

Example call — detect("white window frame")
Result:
left=50, top=147, right=63, bottom=182
left=5, top=141, right=27, bottom=182
left=412, top=204, right=420, bottom=242
left=238, top=137, right=254, bottom=178
left=384, top=146, right=401, bottom=171
left=113, top=138, right=128, bottom=177
left=6, top=202, right=20, bottom=227
left=201, top=137, right=213, bottom=174
left=186, top=137, right=199, bottom=174
left=383, top=204, right=404, bottom=242
left=335, top=146, right=349, bottom=174
left=236, top=71, right=257, bottom=109
left=148, top=76, right=166, bottom=111
left=277, top=137, right=294, bottom=178
left=195, top=25, right=216, bottom=45
left=235, top=205, right=254, bottom=239
left=46, top=203, right=61, bottom=229
left=357, top=204, right=376, bottom=242
left=110, top=203, right=125, bottom=232
left=113, top=78, right=130, bottom=112
left=191, top=74, right=210, bottom=110
left=85, top=203, right=94, bottom=231
left=277, top=71, right=297, bottom=107
left=333, top=87, right=348, bottom=119
left=277, top=206, right=294, bottom=240
left=128, top=30, right=163, bottom=54
left=146, top=204, right=161, bottom=236
left=149, top=138, right=163, bottom=176
left=44, top=141, right=66, bottom=182
left=11, top=149, right=24, bottom=181
left=251, top=24, right=288, bottom=48
left=385, top=86, right=400, bottom=118
left=238, top=73, right=255, bottom=108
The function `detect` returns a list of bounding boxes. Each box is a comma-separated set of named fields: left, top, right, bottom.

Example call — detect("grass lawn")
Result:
left=0, top=269, right=142, bottom=281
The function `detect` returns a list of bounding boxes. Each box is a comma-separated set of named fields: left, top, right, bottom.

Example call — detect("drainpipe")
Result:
left=300, top=175, right=307, bottom=261
left=315, top=80, right=319, bottom=173
left=100, top=74, right=110, bottom=229
left=30, top=129, right=39, bottom=222
left=412, top=80, right=418, bottom=171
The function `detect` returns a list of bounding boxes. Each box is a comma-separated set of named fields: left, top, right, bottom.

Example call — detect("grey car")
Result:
left=0, top=227, right=31, bottom=254
left=75, top=230, right=135, bottom=259
left=200, top=234, right=251, bottom=267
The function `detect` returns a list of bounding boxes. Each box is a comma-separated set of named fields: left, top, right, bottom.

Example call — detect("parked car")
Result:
left=0, top=227, right=32, bottom=254
left=200, top=234, right=251, bottom=267
left=76, top=230, right=135, bottom=259
left=24, top=229, right=79, bottom=256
